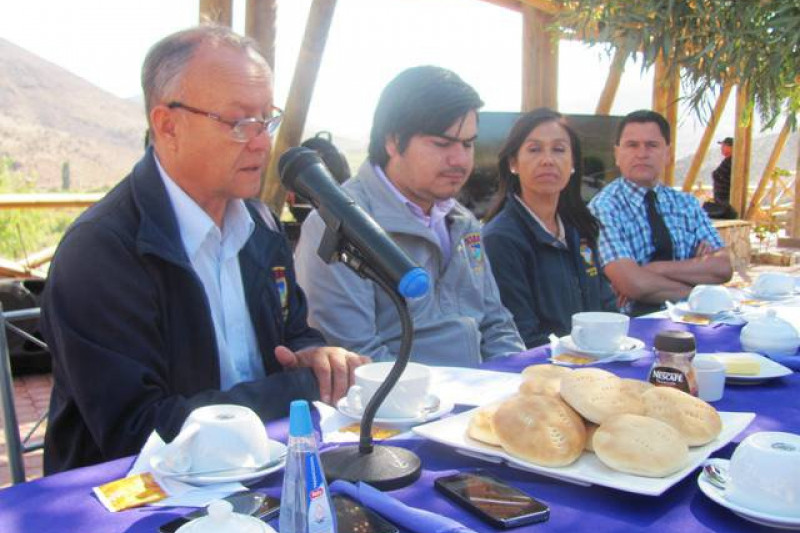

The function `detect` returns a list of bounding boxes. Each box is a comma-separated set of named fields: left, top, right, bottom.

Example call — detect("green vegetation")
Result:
left=554, top=0, right=800, bottom=128
left=0, top=156, right=82, bottom=262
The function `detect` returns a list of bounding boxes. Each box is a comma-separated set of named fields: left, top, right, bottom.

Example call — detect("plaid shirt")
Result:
left=588, top=177, right=724, bottom=268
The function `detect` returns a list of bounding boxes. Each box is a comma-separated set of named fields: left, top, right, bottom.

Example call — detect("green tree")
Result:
left=554, top=0, right=800, bottom=127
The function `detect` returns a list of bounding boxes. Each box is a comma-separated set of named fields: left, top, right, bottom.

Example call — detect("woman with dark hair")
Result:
left=483, top=108, right=616, bottom=348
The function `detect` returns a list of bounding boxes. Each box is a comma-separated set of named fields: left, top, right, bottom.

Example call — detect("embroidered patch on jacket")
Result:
left=272, top=266, right=289, bottom=318
left=580, top=242, right=598, bottom=277
left=463, top=232, right=484, bottom=272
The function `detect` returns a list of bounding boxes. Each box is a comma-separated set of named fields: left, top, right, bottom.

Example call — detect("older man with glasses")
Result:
left=40, top=25, right=367, bottom=474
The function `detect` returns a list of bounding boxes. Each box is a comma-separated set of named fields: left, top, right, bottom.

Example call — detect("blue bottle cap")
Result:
left=289, top=400, right=313, bottom=436
left=397, top=267, right=430, bottom=299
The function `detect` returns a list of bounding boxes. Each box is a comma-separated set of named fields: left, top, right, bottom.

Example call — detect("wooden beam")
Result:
left=522, top=5, right=559, bottom=111
left=652, top=53, right=679, bottom=186
left=519, top=0, right=559, bottom=15
left=246, top=0, right=277, bottom=70
left=682, top=84, right=732, bottom=192
left=746, top=116, right=793, bottom=220
left=793, top=134, right=800, bottom=236
left=0, top=193, right=103, bottom=209
left=731, top=83, right=752, bottom=216
left=260, top=0, right=337, bottom=212
left=199, top=0, right=233, bottom=26
left=595, top=46, right=628, bottom=115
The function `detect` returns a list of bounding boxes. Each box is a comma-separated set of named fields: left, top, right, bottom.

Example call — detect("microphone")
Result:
left=279, top=147, right=430, bottom=299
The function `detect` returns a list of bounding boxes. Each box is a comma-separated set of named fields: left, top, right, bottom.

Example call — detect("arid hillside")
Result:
left=0, top=38, right=145, bottom=191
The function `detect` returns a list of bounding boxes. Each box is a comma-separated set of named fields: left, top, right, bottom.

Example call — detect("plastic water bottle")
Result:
left=279, top=400, right=336, bottom=533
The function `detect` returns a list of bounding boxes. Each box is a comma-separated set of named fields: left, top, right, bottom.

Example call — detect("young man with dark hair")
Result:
left=589, top=110, right=733, bottom=315
left=295, top=66, right=523, bottom=366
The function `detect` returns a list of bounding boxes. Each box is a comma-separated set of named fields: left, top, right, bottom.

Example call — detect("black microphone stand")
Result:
left=315, top=215, right=422, bottom=490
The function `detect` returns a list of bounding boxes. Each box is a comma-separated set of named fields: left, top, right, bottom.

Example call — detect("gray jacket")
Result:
left=295, top=163, right=524, bottom=367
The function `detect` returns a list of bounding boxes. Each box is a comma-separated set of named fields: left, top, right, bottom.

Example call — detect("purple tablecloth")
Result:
left=1, top=319, right=797, bottom=532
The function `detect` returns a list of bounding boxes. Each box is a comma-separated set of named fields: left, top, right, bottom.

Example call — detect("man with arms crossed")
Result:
left=42, top=25, right=366, bottom=473
left=295, top=66, right=523, bottom=367
left=589, top=110, right=733, bottom=315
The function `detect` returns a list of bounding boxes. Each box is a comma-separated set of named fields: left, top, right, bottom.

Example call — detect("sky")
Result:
left=0, top=0, right=762, bottom=157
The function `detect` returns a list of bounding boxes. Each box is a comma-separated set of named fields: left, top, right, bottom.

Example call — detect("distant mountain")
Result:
left=0, top=38, right=146, bottom=190
left=675, top=131, right=798, bottom=187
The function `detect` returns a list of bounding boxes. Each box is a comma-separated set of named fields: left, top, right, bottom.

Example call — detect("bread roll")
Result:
left=560, top=368, right=645, bottom=424
left=620, top=378, right=653, bottom=397
left=593, top=414, right=689, bottom=477
left=467, top=403, right=501, bottom=446
left=584, top=421, right=599, bottom=452
left=493, top=394, right=586, bottom=467
left=522, top=364, right=573, bottom=380
left=642, top=387, right=722, bottom=446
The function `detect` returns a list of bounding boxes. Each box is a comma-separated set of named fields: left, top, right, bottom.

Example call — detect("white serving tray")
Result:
left=413, top=408, right=754, bottom=496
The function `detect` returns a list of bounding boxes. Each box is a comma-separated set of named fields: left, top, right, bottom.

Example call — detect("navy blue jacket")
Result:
left=483, top=197, right=617, bottom=348
left=41, top=149, right=325, bottom=473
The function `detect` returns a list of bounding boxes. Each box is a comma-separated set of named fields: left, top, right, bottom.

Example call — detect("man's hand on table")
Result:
left=275, top=345, right=371, bottom=404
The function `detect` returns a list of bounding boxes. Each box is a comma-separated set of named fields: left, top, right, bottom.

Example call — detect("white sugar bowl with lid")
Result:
left=176, top=500, right=274, bottom=533
left=740, top=309, right=800, bottom=357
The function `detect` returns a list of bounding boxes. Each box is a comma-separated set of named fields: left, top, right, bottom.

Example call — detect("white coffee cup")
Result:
left=692, top=358, right=725, bottom=402
left=727, top=431, right=800, bottom=518
left=752, top=272, right=795, bottom=298
left=688, top=285, right=734, bottom=314
left=346, top=362, right=433, bottom=419
left=164, top=404, right=271, bottom=473
left=570, top=312, right=630, bottom=352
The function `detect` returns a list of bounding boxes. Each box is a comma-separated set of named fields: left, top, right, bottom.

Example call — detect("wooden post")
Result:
left=522, top=6, right=559, bottom=111
left=651, top=53, right=679, bottom=186
left=793, top=135, right=800, bottom=236
left=260, top=0, right=337, bottom=212
left=746, top=116, right=792, bottom=219
left=199, top=0, right=233, bottom=26
left=595, top=46, right=628, bottom=115
left=682, top=84, right=732, bottom=192
left=730, top=83, right=752, bottom=217
left=246, top=0, right=277, bottom=70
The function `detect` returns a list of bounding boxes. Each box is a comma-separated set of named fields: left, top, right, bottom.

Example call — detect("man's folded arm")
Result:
left=603, top=258, right=693, bottom=304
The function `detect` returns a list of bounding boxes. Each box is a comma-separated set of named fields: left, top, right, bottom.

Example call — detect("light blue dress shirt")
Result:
left=155, top=157, right=265, bottom=390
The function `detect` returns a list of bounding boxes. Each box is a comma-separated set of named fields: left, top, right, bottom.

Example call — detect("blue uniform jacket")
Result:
left=483, top=197, right=617, bottom=348
left=41, top=148, right=324, bottom=473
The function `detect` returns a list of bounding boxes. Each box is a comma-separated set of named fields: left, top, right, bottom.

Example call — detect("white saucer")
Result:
left=335, top=394, right=454, bottom=427
left=150, top=440, right=286, bottom=486
left=743, top=288, right=796, bottom=302
left=559, top=335, right=646, bottom=358
left=698, top=458, right=800, bottom=530
left=674, top=301, right=732, bottom=318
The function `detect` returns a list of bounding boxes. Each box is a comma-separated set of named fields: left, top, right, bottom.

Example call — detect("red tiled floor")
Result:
left=0, top=372, right=50, bottom=488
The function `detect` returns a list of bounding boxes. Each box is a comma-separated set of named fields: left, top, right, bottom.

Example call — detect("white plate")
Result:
left=698, top=458, right=800, bottom=530
left=413, top=408, right=754, bottom=496
left=151, top=440, right=286, bottom=485
left=336, top=394, right=454, bottom=427
left=673, top=301, right=732, bottom=318
left=742, top=288, right=796, bottom=302
left=559, top=335, right=646, bottom=358
left=696, top=353, right=793, bottom=384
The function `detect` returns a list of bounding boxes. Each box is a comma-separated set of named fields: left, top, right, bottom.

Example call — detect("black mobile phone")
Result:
left=158, top=491, right=280, bottom=533
left=435, top=470, right=550, bottom=528
left=332, top=493, right=400, bottom=533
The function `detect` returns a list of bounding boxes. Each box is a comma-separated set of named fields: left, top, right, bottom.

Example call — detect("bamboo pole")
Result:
left=0, top=193, right=103, bottom=209
left=260, top=0, right=338, bottom=212
left=595, top=46, right=628, bottom=115
left=522, top=5, right=559, bottom=111
left=246, top=0, right=277, bottom=70
left=652, top=54, right=669, bottom=116
left=199, top=0, right=233, bottom=26
left=746, top=116, right=793, bottom=220
left=682, top=84, right=733, bottom=192
left=651, top=53, right=678, bottom=186
left=730, top=83, right=752, bottom=216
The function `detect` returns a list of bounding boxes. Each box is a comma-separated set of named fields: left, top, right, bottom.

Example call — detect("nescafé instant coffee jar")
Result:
left=649, top=330, right=698, bottom=396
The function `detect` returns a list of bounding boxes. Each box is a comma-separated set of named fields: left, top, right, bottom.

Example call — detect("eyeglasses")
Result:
left=167, top=101, right=283, bottom=142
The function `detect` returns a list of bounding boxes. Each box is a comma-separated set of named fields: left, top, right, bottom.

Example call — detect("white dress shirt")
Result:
left=156, top=156, right=265, bottom=390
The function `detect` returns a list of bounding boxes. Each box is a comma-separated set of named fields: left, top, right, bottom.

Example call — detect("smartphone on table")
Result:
left=435, top=470, right=550, bottom=528
left=158, top=491, right=280, bottom=533
left=332, top=493, right=400, bottom=533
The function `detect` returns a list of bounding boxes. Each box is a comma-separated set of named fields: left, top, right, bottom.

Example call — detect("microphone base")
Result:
left=321, top=445, right=421, bottom=491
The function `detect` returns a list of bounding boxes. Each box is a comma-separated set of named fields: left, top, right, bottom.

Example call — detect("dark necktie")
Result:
left=644, top=189, right=674, bottom=261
